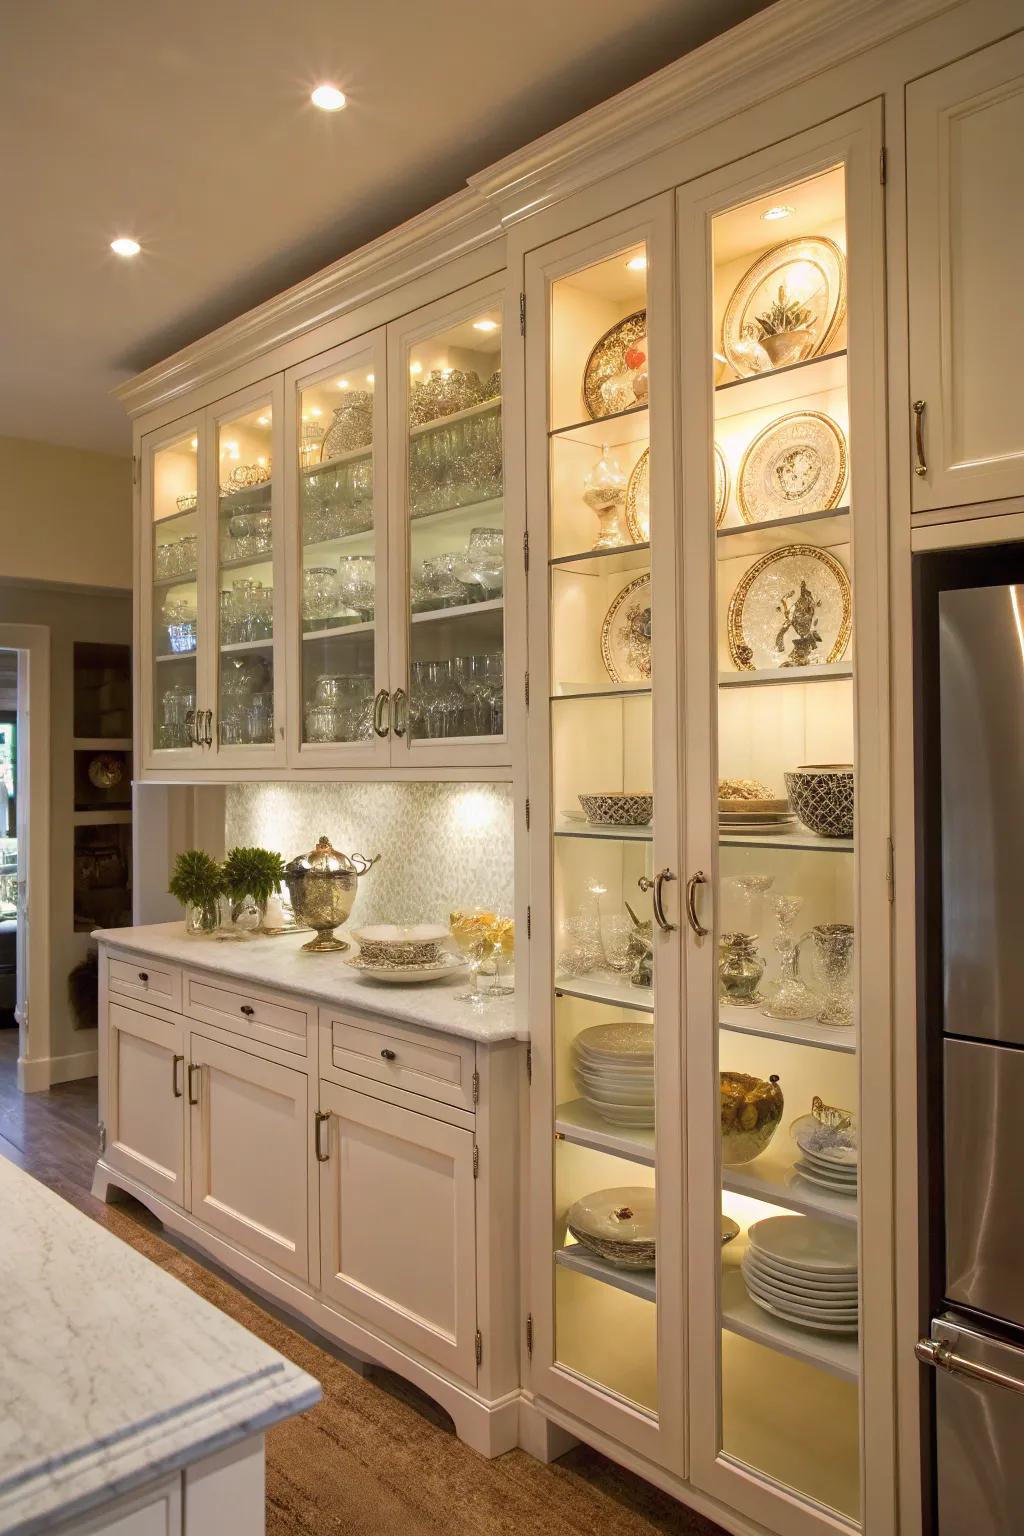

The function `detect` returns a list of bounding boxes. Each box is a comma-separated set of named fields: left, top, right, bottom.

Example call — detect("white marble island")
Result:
left=0, top=1154, right=319, bottom=1536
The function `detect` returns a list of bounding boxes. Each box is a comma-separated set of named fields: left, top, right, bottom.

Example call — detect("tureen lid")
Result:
left=285, top=835, right=360, bottom=878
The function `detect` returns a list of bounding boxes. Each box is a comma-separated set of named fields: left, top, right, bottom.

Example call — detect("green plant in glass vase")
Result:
left=169, top=850, right=225, bottom=937
left=221, top=845, right=286, bottom=937
left=753, top=282, right=817, bottom=368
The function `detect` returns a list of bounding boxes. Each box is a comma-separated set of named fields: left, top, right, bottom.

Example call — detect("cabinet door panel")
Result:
left=189, top=1033, right=309, bottom=1281
left=106, top=1003, right=185, bottom=1204
left=908, top=32, right=1024, bottom=511
left=319, top=1080, right=477, bottom=1382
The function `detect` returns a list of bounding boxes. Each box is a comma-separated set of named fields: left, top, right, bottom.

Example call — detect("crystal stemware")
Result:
left=583, top=443, right=628, bottom=550
left=760, top=894, right=819, bottom=1020
left=302, top=566, right=339, bottom=625
left=799, top=922, right=855, bottom=1028
left=337, top=556, right=375, bottom=620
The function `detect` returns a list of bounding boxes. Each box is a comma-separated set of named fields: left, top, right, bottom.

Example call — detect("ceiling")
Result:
left=2, top=0, right=771, bottom=457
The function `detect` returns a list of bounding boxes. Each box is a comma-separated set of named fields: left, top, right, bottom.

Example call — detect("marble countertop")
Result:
left=94, top=922, right=524, bottom=1044
left=0, top=1156, right=320, bottom=1536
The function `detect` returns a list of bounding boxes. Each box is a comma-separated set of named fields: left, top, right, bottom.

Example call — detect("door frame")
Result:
left=0, top=623, right=51, bottom=1093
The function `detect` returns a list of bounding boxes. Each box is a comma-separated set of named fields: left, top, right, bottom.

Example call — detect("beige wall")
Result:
left=0, top=436, right=131, bottom=589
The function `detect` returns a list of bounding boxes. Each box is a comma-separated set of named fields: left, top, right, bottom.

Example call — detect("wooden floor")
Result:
left=0, top=1030, right=104, bottom=1198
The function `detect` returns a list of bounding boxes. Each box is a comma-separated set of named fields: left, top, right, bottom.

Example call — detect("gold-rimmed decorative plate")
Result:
left=721, top=237, right=847, bottom=379
left=625, top=448, right=649, bottom=543
left=601, top=573, right=652, bottom=683
left=737, top=410, right=847, bottom=524
left=714, top=442, right=729, bottom=526
left=727, top=544, right=851, bottom=672
left=582, top=310, right=647, bottom=419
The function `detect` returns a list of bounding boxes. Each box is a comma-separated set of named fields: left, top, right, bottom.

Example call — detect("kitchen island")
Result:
left=0, top=1153, right=319, bottom=1536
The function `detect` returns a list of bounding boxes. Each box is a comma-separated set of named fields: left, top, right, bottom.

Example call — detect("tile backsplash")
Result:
left=225, top=782, right=514, bottom=928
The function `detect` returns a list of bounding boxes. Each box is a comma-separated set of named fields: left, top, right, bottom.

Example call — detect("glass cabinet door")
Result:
left=208, top=381, right=284, bottom=764
left=389, top=282, right=509, bottom=763
left=288, top=333, right=389, bottom=765
left=527, top=199, right=684, bottom=1472
left=145, top=417, right=205, bottom=764
left=678, top=107, right=888, bottom=1532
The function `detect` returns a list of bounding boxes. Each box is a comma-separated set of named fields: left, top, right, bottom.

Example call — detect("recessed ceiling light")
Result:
left=110, top=237, right=140, bottom=257
left=410, top=361, right=423, bottom=375
left=257, top=415, right=270, bottom=426
left=473, top=319, right=499, bottom=333
left=366, top=373, right=374, bottom=384
left=761, top=204, right=795, bottom=222
left=625, top=254, right=647, bottom=271
left=190, top=437, right=198, bottom=450
left=336, top=379, right=349, bottom=390
left=311, top=84, right=346, bottom=112
left=310, top=406, right=322, bottom=417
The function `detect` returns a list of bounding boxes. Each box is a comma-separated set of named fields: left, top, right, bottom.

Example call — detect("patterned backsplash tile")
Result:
left=225, top=782, right=514, bottom=927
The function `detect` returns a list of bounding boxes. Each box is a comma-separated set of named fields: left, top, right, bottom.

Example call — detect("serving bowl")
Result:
left=577, top=792, right=653, bottom=826
left=784, top=765, right=854, bottom=838
left=566, top=1186, right=656, bottom=1270
left=720, top=1070, right=784, bottom=1165
left=352, top=923, right=450, bottom=967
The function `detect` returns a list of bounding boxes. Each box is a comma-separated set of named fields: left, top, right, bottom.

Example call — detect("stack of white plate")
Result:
left=742, top=1215, right=858, bottom=1335
left=790, top=1109, right=858, bottom=1196
left=718, top=796, right=796, bottom=836
left=572, top=1021, right=655, bottom=1128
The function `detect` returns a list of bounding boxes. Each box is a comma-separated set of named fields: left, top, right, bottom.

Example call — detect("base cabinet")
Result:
left=105, top=1002, right=185, bottom=1206
left=188, top=1033, right=311, bottom=1283
left=318, top=1079, right=478, bottom=1384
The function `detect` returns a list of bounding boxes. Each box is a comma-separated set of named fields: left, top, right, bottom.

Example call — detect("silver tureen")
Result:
left=284, top=836, right=379, bottom=953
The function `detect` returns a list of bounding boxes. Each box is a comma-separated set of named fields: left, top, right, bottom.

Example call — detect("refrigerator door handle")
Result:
left=917, top=1337, right=1024, bottom=1396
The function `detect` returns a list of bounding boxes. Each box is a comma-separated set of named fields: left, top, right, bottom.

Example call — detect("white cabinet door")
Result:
left=106, top=1002, right=186, bottom=1205
left=188, top=1033, right=310, bottom=1281
left=318, top=1080, right=478, bottom=1382
left=54, top=1474, right=181, bottom=1536
left=908, top=32, right=1024, bottom=511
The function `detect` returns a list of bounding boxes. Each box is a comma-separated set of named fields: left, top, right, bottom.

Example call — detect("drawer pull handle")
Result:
left=138, top=971, right=149, bottom=984
left=187, top=1063, right=200, bottom=1106
left=172, top=1054, right=184, bottom=1098
left=380, top=1048, right=397, bottom=1061
left=913, top=399, right=927, bottom=477
left=240, top=1005, right=255, bottom=1016
left=314, top=1110, right=330, bottom=1162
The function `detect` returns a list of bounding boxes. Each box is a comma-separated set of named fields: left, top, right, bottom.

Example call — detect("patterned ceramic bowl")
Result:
left=578, top=792, right=653, bottom=826
left=784, top=765, right=854, bottom=839
left=352, top=924, right=449, bottom=967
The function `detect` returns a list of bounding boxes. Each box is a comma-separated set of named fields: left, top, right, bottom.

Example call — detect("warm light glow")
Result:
left=1011, top=587, right=1024, bottom=669
left=366, top=373, right=374, bottom=384
left=453, top=789, right=496, bottom=833
left=761, top=204, right=795, bottom=222
left=336, top=379, right=349, bottom=390
left=256, top=456, right=267, bottom=467
left=222, top=439, right=240, bottom=461
left=257, top=415, right=270, bottom=426
left=311, top=84, right=346, bottom=112
left=473, top=319, right=499, bottom=333
left=310, top=406, right=322, bottom=417
left=625, top=253, right=647, bottom=271
left=440, top=367, right=452, bottom=378
left=190, top=438, right=198, bottom=451
left=110, top=237, right=140, bottom=257
left=410, top=361, right=423, bottom=375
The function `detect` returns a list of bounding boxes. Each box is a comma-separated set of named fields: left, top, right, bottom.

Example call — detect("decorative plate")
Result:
left=343, top=952, right=465, bottom=985
left=624, top=448, right=649, bottom=542
left=582, top=310, right=647, bottom=419
left=566, top=1185, right=656, bottom=1269
left=726, top=544, right=851, bottom=671
left=714, top=442, right=729, bottom=527
left=721, top=237, right=847, bottom=378
left=737, top=410, right=847, bottom=524
left=601, top=573, right=652, bottom=683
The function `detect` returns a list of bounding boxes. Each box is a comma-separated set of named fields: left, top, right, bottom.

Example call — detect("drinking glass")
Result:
left=336, top=556, right=375, bottom=620
left=302, top=566, right=339, bottom=624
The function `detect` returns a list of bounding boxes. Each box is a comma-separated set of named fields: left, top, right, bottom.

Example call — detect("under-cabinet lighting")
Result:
left=366, top=373, right=374, bottom=384
left=473, top=319, right=499, bottom=333
left=190, top=438, right=198, bottom=451
left=761, top=204, right=795, bottom=221
left=310, top=406, right=322, bottom=417
left=336, top=379, right=349, bottom=389
left=625, top=254, right=647, bottom=271
left=410, top=361, right=423, bottom=375
left=257, top=415, right=270, bottom=426
left=311, top=84, right=346, bottom=112
left=110, top=237, right=140, bottom=257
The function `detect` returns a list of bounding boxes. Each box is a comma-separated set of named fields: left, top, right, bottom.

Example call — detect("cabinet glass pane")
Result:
left=406, top=311, right=503, bottom=741
left=298, top=359, right=377, bottom=745
left=548, top=243, right=657, bottom=1414
left=217, top=403, right=274, bottom=747
left=152, top=431, right=199, bottom=751
left=710, top=168, right=860, bottom=1520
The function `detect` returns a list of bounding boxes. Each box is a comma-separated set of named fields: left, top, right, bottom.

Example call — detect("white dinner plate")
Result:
left=798, top=1144, right=859, bottom=1172
left=747, top=1214, right=857, bottom=1273
left=747, top=1248, right=858, bottom=1290
left=742, top=1258, right=858, bottom=1313
left=574, top=1022, right=655, bottom=1059
left=746, top=1290, right=859, bottom=1335
left=743, top=1254, right=858, bottom=1303
left=792, top=1162, right=858, bottom=1195
left=586, top=1102, right=656, bottom=1126
left=790, top=1111, right=858, bottom=1166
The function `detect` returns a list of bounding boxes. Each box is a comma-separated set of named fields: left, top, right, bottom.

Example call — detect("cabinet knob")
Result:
left=380, top=1047, right=397, bottom=1061
left=138, top=971, right=149, bottom=984
left=240, top=1005, right=255, bottom=1017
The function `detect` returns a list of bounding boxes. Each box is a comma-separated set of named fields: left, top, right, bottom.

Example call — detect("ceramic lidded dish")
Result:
left=566, top=1185, right=656, bottom=1270
left=283, top=836, right=379, bottom=953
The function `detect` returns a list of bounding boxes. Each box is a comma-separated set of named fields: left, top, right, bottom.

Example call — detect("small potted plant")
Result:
left=753, top=282, right=817, bottom=368
left=169, top=850, right=224, bottom=937
left=221, top=845, right=286, bottom=937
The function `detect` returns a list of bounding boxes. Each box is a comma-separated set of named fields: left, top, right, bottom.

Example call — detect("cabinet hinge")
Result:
left=131, top=455, right=140, bottom=487
left=886, top=836, right=895, bottom=902
left=526, top=905, right=532, bottom=939
left=523, top=529, right=530, bottom=572
left=475, top=1329, right=483, bottom=1367
left=525, top=797, right=530, bottom=830
left=97, top=1120, right=107, bottom=1154
left=879, top=146, right=887, bottom=185
left=524, top=671, right=530, bottom=708
left=472, top=1069, right=480, bottom=1104
left=473, top=1143, right=480, bottom=1178
left=526, top=1313, right=534, bottom=1356
left=526, top=1044, right=532, bottom=1083
left=519, top=291, right=526, bottom=337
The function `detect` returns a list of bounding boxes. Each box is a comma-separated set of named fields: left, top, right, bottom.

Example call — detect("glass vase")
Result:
left=184, top=901, right=220, bottom=937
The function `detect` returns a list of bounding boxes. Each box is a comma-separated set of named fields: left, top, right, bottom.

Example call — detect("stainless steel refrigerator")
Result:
left=916, top=552, right=1024, bottom=1533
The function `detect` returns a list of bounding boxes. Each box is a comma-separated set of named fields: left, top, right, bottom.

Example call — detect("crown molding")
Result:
left=468, top=0, right=962, bottom=223
left=115, top=188, right=501, bottom=419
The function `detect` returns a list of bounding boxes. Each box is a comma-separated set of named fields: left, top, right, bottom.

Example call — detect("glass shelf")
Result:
left=720, top=1004, right=856, bottom=1054
left=220, top=638, right=273, bottom=655
left=301, top=619, right=374, bottom=643
left=723, top=1144, right=858, bottom=1227
left=554, top=972, right=654, bottom=1012
left=411, top=597, right=503, bottom=625
left=721, top=1261, right=858, bottom=1384
left=550, top=401, right=648, bottom=442
left=554, top=817, right=652, bottom=842
left=552, top=683, right=652, bottom=702
left=555, top=1099, right=656, bottom=1166
left=410, top=395, right=501, bottom=439
left=555, top=1243, right=657, bottom=1303
left=551, top=543, right=650, bottom=577
left=718, top=661, right=853, bottom=688
left=716, top=507, right=849, bottom=558
left=715, top=348, right=847, bottom=403
left=719, top=829, right=853, bottom=852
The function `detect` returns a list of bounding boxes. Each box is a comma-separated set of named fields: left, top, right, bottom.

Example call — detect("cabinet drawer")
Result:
left=326, top=1012, right=476, bottom=1110
left=185, top=974, right=311, bottom=1056
left=108, top=955, right=182, bottom=1012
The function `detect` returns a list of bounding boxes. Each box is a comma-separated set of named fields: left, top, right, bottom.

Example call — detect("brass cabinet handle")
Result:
left=172, top=1054, right=184, bottom=1098
left=913, top=399, right=927, bottom=477
left=685, top=871, right=709, bottom=938
left=372, top=688, right=391, bottom=738
left=380, top=1047, right=397, bottom=1061
left=185, top=709, right=198, bottom=746
left=138, top=971, right=149, bottom=984
left=187, top=1062, right=200, bottom=1106
left=638, top=870, right=677, bottom=932
left=240, top=1005, right=255, bottom=1017
left=392, top=687, right=408, bottom=738
left=314, top=1109, right=330, bottom=1163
